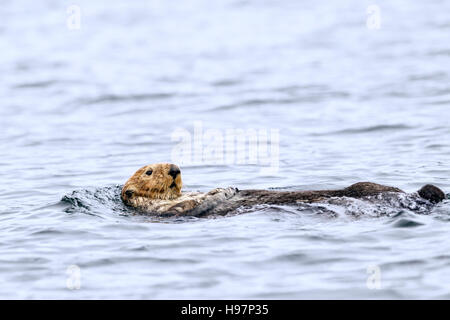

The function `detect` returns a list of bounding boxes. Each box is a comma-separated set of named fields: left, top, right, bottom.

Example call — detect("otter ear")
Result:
left=418, top=184, right=446, bottom=203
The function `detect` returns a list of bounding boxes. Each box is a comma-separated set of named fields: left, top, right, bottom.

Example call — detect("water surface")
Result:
left=1, top=0, right=450, bottom=299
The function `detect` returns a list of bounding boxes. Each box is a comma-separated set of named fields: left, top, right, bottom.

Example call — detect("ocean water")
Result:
left=1, top=0, right=449, bottom=299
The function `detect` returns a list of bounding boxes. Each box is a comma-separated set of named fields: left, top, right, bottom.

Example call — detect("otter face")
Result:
left=121, top=163, right=182, bottom=205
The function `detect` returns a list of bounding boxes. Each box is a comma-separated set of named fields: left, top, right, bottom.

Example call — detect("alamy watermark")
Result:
left=366, top=5, right=381, bottom=30
left=66, top=5, right=81, bottom=30
left=66, top=264, right=81, bottom=290
left=366, top=264, right=381, bottom=289
left=171, top=121, right=280, bottom=175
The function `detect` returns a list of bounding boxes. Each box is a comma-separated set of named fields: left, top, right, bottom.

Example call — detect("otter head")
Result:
left=121, top=163, right=182, bottom=206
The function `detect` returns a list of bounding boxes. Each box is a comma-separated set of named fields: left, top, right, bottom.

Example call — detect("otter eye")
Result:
left=145, top=170, right=153, bottom=176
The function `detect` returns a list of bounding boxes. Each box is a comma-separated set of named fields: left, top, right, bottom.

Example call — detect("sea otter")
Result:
left=121, top=163, right=446, bottom=217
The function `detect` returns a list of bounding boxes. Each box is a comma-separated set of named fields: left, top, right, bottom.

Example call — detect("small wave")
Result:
left=13, top=80, right=59, bottom=89
left=60, top=185, right=131, bottom=217
left=391, top=218, right=424, bottom=228
left=30, top=229, right=65, bottom=236
left=211, top=79, right=243, bottom=87
left=313, top=124, right=412, bottom=136
left=210, top=91, right=349, bottom=111
left=211, top=98, right=300, bottom=111
left=79, top=93, right=175, bottom=105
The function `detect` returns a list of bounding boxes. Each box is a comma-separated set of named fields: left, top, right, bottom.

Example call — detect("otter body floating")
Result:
left=121, top=163, right=446, bottom=217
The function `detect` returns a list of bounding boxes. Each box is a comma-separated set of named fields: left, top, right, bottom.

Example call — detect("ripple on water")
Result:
left=391, top=218, right=425, bottom=228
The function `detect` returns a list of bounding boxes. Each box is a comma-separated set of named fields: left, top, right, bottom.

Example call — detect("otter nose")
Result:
left=124, top=190, right=134, bottom=198
left=168, top=165, right=180, bottom=179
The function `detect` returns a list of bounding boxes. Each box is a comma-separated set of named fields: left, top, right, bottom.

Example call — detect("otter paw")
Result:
left=418, top=184, right=446, bottom=203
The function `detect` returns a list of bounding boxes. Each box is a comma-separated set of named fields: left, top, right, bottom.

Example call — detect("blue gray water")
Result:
left=1, top=0, right=450, bottom=299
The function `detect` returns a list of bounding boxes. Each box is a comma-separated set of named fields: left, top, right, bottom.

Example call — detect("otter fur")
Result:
left=121, top=163, right=446, bottom=217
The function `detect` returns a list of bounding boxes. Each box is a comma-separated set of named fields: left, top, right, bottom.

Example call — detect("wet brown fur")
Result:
left=121, top=164, right=445, bottom=216
left=236, top=182, right=403, bottom=206
left=121, top=163, right=182, bottom=205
